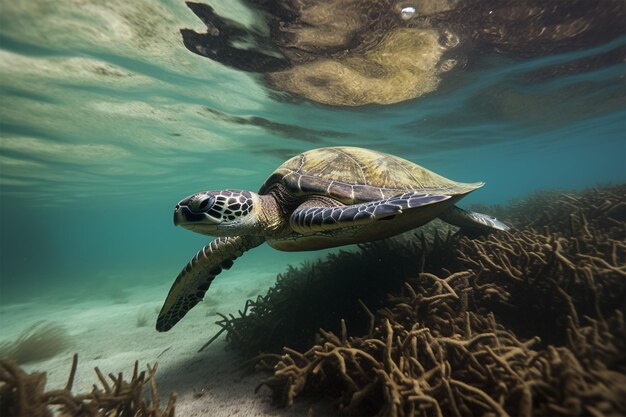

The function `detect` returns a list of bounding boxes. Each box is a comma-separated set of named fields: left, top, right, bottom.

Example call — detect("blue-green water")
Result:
left=0, top=0, right=624, bottom=307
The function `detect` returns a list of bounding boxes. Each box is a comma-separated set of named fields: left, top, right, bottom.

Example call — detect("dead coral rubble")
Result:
left=0, top=354, right=176, bottom=417
left=222, top=185, right=626, bottom=417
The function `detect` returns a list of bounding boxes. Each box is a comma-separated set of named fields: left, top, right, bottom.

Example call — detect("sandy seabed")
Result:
left=0, top=268, right=331, bottom=417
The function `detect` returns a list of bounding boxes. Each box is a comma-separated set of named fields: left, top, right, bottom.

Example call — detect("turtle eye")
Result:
left=198, top=198, right=211, bottom=210
left=189, top=193, right=215, bottom=213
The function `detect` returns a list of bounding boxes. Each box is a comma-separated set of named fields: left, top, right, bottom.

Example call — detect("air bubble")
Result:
left=400, top=6, right=416, bottom=20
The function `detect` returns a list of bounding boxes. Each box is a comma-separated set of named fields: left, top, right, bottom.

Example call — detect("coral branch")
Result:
left=0, top=355, right=176, bottom=417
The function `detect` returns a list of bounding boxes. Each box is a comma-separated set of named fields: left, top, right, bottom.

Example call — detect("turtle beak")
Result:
left=174, top=195, right=193, bottom=226
left=173, top=205, right=216, bottom=226
left=173, top=205, right=184, bottom=226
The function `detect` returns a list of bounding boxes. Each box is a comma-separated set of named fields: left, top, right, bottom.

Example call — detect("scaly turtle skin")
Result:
left=156, top=147, right=509, bottom=331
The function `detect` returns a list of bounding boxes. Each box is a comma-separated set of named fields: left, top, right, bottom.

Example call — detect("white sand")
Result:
left=0, top=267, right=334, bottom=416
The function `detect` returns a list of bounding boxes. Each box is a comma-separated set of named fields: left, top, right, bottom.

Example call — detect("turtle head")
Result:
left=173, top=189, right=258, bottom=236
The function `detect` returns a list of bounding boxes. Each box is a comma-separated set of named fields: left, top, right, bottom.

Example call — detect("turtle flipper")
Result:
left=290, top=192, right=450, bottom=234
left=439, top=205, right=510, bottom=237
left=156, top=235, right=264, bottom=332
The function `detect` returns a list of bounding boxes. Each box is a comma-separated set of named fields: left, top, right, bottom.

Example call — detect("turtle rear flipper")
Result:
left=439, top=205, right=510, bottom=237
left=290, top=192, right=450, bottom=234
left=156, top=235, right=264, bottom=332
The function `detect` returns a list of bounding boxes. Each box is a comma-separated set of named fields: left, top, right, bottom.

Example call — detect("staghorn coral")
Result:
left=258, top=268, right=625, bottom=416
left=215, top=184, right=626, bottom=416
left=461, top=184, right=626, bottom=348
left=0, top=321, right=72, bottom=364
left=470, top=184, right=626, bottom=236
left=0, top=354, right=176, bottom=417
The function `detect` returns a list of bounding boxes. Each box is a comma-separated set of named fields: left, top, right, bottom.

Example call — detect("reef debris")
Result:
left=0, top=354, right=176, bottom=417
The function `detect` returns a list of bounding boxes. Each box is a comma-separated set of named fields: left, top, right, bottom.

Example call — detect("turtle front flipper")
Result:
left=439, top=205, right=510, bottom=237
left=290, top=191, right=450, bottom=234
left=156, top=235, right=265, bottom=332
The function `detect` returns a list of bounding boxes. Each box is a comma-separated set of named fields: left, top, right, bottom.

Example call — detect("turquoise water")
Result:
left=0, top=1, right=625, bottom=306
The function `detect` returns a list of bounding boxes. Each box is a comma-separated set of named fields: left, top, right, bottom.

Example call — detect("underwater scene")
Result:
left=0, top=0, right=624, bottom=416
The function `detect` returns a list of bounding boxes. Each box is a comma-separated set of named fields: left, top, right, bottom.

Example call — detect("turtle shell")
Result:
left=259, top=147, right=483, bottom=204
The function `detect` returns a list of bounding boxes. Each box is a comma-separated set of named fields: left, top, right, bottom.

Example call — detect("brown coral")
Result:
left=217, top=184, right=626, bottom=417
left=0, top=354, right=176, bottom=417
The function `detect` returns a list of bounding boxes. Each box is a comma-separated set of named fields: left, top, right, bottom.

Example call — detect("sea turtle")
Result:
left=156, top=146, right=509, bottom=331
